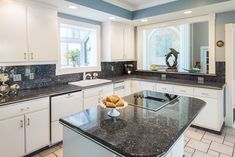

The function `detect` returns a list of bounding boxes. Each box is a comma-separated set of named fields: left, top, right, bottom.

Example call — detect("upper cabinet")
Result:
left=0, top=0, right=58, bottom=65
left=102, top=21, right=135, bottom=61
left=0, top=0, right=28, bottom=63
left=27, top=2, right=58, bottom=62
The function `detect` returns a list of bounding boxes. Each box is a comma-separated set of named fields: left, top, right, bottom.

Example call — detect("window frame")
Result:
left=136, top=14, right=216, bottom=74
left=56, top=18, right=101, bottom=75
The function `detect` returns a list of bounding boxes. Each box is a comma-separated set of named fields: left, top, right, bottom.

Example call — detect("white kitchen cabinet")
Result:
left=0, top=0, right=58, bottom=65
left=102, top=21, right=135, bottom=61
left=156, top=82, right=224, bottom=132
left=0, top=0, right=28, bottom=63
left=84, top=84, right=113, bottom=109
left=0, top=97, right=50, bottom=157
left=27, top=2, right=58, bottom=62
left=193, top=88, right=224, bottom=131
left=156, top=83, right=174, bottom=93
left=124, top=26, right=135, bottom=59
left=25, top=109, right=50, bottom=154
left=139, top=81, right=156, bottom=91
left=0, top=115, right=25, bottom=157
left=110, top=23, right=124, bottom=60
left=51, top=91, right=83, bottom=144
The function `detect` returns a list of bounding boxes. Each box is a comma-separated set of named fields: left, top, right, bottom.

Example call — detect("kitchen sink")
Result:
left=69, top=79, right=112, bottom=87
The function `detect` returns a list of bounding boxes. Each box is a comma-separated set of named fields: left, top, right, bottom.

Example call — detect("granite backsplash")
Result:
left=0, top=61, right=136, bottom=90
left=0, top=61, right=224, bottom=90
left=135, top=62, right=225, bottom=83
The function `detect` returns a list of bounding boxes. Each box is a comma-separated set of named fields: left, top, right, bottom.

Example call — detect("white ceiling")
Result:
left=103, top=0, right=177, bottom=10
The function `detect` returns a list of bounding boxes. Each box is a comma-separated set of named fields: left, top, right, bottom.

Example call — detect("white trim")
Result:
left=137, top=14, right=216, bottom=74
left=208, top=13, right=216, bottom=74
left=102, top=0, right=177, bottom=11
left=56, top=18, right=101, bottom=75
left=225, top=23, right=235, bottom=127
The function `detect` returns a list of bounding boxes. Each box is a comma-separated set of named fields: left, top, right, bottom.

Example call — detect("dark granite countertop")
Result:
left=0, top=84, right=83, bottom=106
left=107, top=74, right=225, bottom=90
left=0, top=74, right=224, bottom=106
left=60, top=91, right=206, bottom=157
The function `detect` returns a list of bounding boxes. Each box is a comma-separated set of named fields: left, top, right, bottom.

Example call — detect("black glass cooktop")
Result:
left=123, top=90, right=179, bottom=111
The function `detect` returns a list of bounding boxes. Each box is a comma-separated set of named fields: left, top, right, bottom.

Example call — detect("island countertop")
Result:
left=60, top=91, right=206, bottom=157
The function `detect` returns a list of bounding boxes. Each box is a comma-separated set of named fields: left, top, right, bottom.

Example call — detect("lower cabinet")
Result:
left=156, top=83, right=225, bottom=132
left=84, top=84, right=113, bottom=110
left=124, top=80, right=225, bottom=132
left=0, top=97, right=50, bottom=157
left=25, top=109, right=50, bottom=154
left=0, top=115, right=25, bottom=157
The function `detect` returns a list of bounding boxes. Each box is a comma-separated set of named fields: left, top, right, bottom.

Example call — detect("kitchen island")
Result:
left=60, top=91, right=205, bottom=157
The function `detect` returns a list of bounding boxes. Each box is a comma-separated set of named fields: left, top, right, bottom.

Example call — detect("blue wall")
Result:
left=58, top=13, right=102, bottom=25
left=133, top=0, right=231, bottom=19
left=65, top=0, right=132, bottom=19
left=65, top=0, right=231, bottom=20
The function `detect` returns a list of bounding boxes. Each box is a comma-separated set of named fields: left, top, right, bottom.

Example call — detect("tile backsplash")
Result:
left=0, top=61, right=136, bottom=90
left=0, top=61, right=224, bottom=90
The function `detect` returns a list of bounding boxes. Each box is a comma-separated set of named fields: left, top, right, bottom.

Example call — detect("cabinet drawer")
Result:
left=194, top=88, right=218, bottom=99
left=84, top=87, right=100, bottom=98
left=174, top=85, right=193, bottom=95
left=156, top=84, right=173, bottom=93
left=0, top=97, right=49, bottom=120
left=114, top=82, right=124, bottom=88
left=51, top=92, right=83, bottom=121
left=102, top=84, right=113, bottom=93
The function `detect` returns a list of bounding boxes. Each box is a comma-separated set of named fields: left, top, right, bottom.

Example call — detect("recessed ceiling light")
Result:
left=141, top=19, right=148, bottom=22
left=184, top=10, right=192, bottom=14
left=109, top=17, right=116, bottom=20
left=69, top=5, right=78, bottom=9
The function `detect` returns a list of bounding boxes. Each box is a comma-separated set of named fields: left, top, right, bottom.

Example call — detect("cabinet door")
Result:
left=0, top=1, right=28, bottom=63
left=111, top=24, right=124, bottom=60
left=124, top=26, right=135, bottom=60
left=27, top=3, right=58, bottom=62
left=0, top=116, right=25, bottom=157
left=84, top=96, right=100, bottom=110
left=193, top=97, right=220, bottom=131
left=25, top=109, right=50, bottom=154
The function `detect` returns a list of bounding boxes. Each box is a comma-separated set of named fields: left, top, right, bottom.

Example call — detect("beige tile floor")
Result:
left=33, top=127, right=235, bottom=157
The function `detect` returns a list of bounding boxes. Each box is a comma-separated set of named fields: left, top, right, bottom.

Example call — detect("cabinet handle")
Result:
left=20, top=120, right=24, bottom=128
left=27, top=118, right=30, bottom=126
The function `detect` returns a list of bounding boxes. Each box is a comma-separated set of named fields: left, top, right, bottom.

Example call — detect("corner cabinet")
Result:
left=102, top=21, right=135, bottom=61
left=0, top=97, right=50, bottom=157
left=0, top=0, right=58, bottom=65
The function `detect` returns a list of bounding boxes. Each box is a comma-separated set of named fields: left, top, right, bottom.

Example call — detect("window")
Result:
left=57, top=19, right=101, bottom=75
left=143, top=24, right=190, bottom=71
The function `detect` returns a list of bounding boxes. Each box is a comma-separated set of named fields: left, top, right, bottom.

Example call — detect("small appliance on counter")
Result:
left=124, top=64, right=134, bottom=75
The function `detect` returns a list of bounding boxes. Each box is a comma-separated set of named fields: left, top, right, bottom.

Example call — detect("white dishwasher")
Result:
left=50, top=91, right=83, bottom=144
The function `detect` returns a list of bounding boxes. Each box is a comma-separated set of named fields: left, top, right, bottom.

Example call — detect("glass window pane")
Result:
left=60, top=22, right=98, bottom=69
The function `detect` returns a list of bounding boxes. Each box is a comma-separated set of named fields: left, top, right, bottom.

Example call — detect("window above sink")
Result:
left=56, top=18, right=101, bottom=75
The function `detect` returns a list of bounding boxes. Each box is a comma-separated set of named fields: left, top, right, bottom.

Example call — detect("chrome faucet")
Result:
left=83, top=72, right=92, bottom=80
